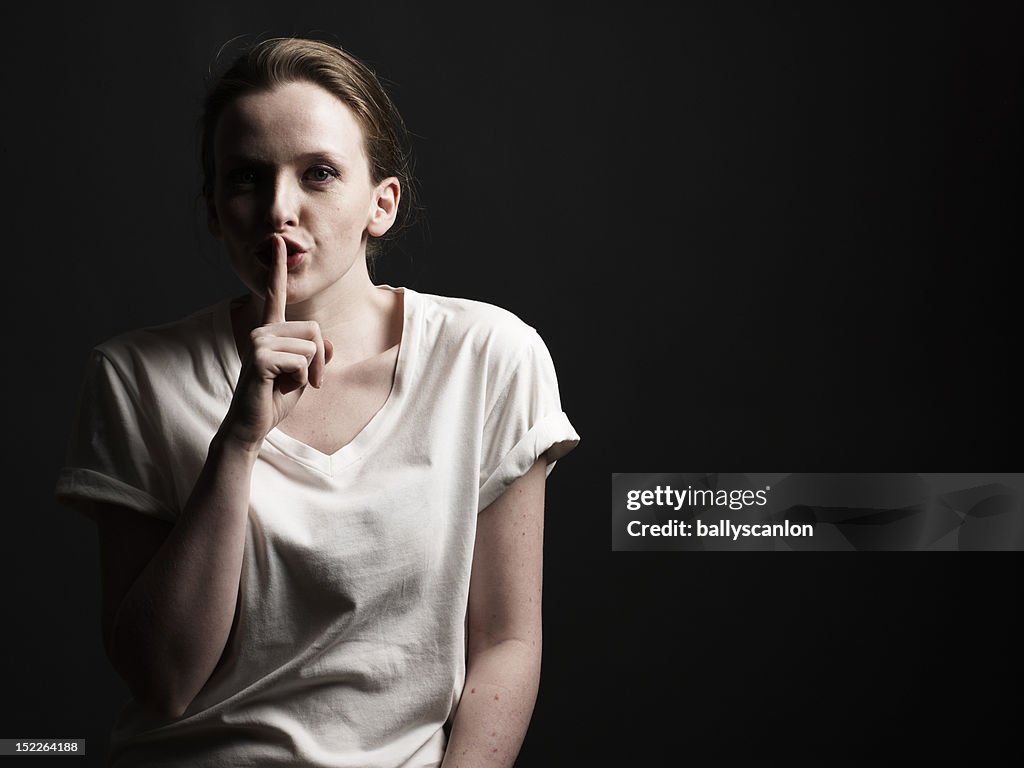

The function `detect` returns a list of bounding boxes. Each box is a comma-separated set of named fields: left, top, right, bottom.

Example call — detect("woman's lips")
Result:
left=285, top=251, right=305, bottom=271
left=256, top=245, right=307, bottom=271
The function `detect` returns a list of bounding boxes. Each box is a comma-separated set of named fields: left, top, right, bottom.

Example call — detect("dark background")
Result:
left=3, top=1, right=1021, bottom=765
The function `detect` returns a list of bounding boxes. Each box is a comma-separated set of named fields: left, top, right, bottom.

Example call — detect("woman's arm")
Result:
left=95, top=239, right=329, bottom=719
left=95, top=434, right=259, bottom=719
left=442, top=458, right=547, bottom=768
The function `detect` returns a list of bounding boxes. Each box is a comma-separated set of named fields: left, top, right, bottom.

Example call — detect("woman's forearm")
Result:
left=442, top=638, right=542, bottom=768
left=107, top=431, right=258, bottom=718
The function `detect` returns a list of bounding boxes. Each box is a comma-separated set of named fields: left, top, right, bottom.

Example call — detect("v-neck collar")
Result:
left=213, top=285, right=418, bottom=476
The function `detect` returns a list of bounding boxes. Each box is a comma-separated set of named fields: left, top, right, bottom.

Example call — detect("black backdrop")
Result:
left=3, top=1, right=1021, bottom=765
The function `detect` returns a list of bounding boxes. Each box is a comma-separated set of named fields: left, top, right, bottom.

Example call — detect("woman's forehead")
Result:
left=214, top=81, right=366, bottom=162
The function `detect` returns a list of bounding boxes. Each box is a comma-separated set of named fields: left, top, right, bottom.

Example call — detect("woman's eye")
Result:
left=305, top=166, right=339, bottom=183
left=227, top=169, right=258, bottom=185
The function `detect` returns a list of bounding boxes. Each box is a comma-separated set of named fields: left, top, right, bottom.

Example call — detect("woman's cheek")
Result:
left=226, top=252, right=263, bottom=294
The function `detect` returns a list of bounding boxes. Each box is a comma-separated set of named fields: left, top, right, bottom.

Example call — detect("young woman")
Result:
left=56, top=37, right=578, bottom=768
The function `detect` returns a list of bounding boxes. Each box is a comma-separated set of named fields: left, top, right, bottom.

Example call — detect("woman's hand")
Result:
left=220, top=235, right=333, bottom=451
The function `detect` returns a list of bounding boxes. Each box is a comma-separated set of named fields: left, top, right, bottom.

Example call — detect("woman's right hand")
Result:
left=219, top=235, right=333, bottom=451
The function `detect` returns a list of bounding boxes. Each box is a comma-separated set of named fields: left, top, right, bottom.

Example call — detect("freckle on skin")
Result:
left=471, top=688, right=476, bottom=694
left=494, top=694, right=500, bottom=700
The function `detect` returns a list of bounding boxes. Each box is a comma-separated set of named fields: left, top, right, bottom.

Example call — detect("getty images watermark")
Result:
left=623, top=483, right=812, bottom=540
left=612, top=473, right=1024, bottom=551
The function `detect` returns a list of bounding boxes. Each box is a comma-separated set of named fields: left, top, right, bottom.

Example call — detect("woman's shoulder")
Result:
left=410, top=289, right=541, bottom=352
left=92, top=298, right=230, bottom=374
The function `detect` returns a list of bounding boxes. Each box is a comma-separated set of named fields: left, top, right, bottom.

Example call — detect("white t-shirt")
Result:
left=55, top=286, right=579, bottom=768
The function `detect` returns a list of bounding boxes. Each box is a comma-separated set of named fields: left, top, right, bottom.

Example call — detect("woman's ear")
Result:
left=367, top=177, right=401, bottom=238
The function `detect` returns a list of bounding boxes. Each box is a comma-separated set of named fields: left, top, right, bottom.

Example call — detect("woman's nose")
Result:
left=267, top=177, right=299, bottom=229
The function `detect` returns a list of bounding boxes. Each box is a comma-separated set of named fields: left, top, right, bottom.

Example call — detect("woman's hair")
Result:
left=200, top=36, right=418, bottom=266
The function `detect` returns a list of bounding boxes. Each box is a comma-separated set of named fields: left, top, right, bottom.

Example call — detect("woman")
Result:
left=55, top=37, right=578, bottom=767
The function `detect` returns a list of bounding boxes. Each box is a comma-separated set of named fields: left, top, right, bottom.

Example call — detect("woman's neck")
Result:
left=233, top=270, right=402, bottom=368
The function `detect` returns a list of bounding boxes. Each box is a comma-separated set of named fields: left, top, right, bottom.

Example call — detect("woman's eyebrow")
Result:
left=220, top=150, right=350, bottom=167
left=296, top=149, right=350, bottom=166
left=219, top=152, right=269, bottom=167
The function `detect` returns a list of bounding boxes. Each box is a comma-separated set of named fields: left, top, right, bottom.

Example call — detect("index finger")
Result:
left=262, top=235, right=287, bottom=325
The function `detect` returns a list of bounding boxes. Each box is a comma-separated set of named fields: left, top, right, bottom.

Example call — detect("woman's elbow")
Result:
left=106, top=641, right=194, bottom=720
left=135, top=689, right=190, bottom=720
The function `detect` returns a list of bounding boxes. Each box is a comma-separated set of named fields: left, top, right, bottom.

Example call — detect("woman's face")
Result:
left=208, top=80, right=397, bottom=305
